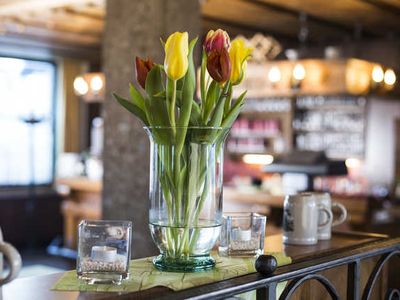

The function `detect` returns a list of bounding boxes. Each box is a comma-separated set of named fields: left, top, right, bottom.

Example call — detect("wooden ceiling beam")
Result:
left=358, top=0, right=400, bottom=18
left=0, top=34, right=100, bottom=62
left=6, top=9, right=104, bottom=35
left=202, top=15, right=297, bottom=41
left=0, top=0, right=104, bottom=16
left=253, top=0, right=400, bottom=37
left=60, top=6, right=105, bottom=21
left=202, top=0, right=351, bottom=43
left=241, top=0, right=378, bottom=38
left=0, top=19, right=100, bottom=46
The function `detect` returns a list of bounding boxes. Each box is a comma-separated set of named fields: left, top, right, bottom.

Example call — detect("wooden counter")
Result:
left=56, top=177, right=102, bottom=249
left=223, top=187, right=369, bottom=227
left=3, top=232, right=398, bottom=300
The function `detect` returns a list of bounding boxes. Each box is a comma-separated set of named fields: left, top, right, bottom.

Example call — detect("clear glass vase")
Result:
left=145, top=126, right=229, bottom=272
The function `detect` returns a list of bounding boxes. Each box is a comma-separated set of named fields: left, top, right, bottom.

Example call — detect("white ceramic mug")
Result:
left=312, top=193, right=348, bottom=240
left=283, top=193, right=333, bottom=245
left=0, top=227, right=22, bottom=287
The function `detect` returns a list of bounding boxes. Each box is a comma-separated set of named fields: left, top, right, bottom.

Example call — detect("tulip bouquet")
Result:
left=114, top=29, right=252, bottom=271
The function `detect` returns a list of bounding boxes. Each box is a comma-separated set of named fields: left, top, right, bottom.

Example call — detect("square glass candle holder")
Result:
left=218, top=213, right=266, bottom=257
left=77, top=220, right=132, bottom=284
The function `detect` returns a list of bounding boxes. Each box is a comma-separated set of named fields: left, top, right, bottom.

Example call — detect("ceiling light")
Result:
left=345, top=158, right=361, bottom=169
left=242, top=154, right=274, bottom=165
left=372, top=65, right=384, bottom=83
left=293, top=63, right=306, bottom=81
left=384, top=69, right=396, bottom=85
left=90, top=75, right=104, bottom=92
left=73, top=76, right=89, bottom=95
left=268, top=66, right=282, bottom=83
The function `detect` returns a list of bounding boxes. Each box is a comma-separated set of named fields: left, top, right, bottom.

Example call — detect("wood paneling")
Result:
left=0, top=0, right=399, bottom=51
left=63, top=59, right=85, bottom=153
left=202, top=0, right=351, bottom=42
left=0, top=0, right=104, bottom=48
left=255, top=0, right=400, bottom=36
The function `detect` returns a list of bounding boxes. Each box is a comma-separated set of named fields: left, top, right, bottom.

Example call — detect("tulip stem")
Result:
left=170, top=80, right=177, bottom=130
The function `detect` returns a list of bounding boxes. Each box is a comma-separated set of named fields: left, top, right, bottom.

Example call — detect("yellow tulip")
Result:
left=164, top=32, right=189, bottom=80
left=229, top=38, right=253, bottom=85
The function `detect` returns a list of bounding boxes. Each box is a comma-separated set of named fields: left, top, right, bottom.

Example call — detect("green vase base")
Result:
left=153, top=254, right=215, bottom=272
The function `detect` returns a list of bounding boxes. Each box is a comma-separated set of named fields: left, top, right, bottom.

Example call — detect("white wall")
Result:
left=365, top=98, right=400, bottom=186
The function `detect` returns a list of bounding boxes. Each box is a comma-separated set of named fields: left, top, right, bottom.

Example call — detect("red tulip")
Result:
left=135, top=56, right=155, bottom=89
left=204, top=29, right=230, bottom=54
left=206, top=48, right=231, bottom=83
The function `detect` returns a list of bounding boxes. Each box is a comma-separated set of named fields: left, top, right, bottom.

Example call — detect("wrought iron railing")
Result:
left=130, top=235, right=399, bottom=300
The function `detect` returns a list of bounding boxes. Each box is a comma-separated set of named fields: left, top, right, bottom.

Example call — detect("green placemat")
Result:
left=52, top=252, right=291, bottom=293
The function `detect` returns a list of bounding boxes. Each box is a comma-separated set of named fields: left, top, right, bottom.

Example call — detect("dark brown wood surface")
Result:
left=1, top=232, right=391, bottom=300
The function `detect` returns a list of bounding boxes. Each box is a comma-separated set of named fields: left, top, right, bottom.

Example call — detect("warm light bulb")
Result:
left=268, top=66, right=281, bottom=83
left=293, top=63, right=306, bottom=81
left=90, top=75, right=104, bottom=92
left=345, top=158, right=361, bottom=169
left=73, top=76, right=89, bottom=95
left=372, top=65, right=384, bottom=83
left=242, top=154, right=274, bottom=165
left=384, top=69, right=396, bottom=85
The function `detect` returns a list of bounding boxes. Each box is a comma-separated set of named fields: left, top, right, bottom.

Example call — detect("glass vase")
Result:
left=145, top=126, right=229, bottom=272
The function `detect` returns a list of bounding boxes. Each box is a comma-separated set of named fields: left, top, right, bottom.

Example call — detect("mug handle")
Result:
left=0, top=242, right=22, bottom=285
left=317, top=205, right=333, bottom=229
left=332, top=202, right=348, bottom=227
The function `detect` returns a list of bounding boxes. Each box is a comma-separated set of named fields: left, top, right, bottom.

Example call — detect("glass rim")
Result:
left=144, top=126, right=230, bottom=130
left=79, top=219, right=132, bottom=227
left=223, top=212, right=267, bottom=220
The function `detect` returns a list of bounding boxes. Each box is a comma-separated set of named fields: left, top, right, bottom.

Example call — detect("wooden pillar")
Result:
left=102, top=0, right=200, bottom=258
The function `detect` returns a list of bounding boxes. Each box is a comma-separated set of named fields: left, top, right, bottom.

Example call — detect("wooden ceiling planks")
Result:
left=0, top=19, right=100, bottom=46
left=255, top=0, right=400, bottom=37
left=201, top=0, right=352, bottom=42
left=0, top=0, right=398, bottom=53
left=0, top=0, right=104, bottom=16
left=0, top=0, right=104, bottom=48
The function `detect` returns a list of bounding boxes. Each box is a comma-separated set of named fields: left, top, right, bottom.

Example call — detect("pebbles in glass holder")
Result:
left=219, top=213, right=266, bottom=257
left=77, top=220, right=132, bottom=284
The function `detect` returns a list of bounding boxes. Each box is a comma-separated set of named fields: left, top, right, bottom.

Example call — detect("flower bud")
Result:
left=135, top=56, right=155, bottom=89
left=204, top=29, right=230, bottom=54
left=164, top=31, right=189, bottom=80
left=229, top=38, right=253, bottom=85
left=206, top=48, right=231, bottom=83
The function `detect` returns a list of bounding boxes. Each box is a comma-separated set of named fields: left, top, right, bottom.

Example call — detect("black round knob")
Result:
left=255, top=255, right=278, bottom=275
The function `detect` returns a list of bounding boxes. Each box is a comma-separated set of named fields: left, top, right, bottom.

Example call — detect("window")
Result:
left=0, top=57, right=56, bottom=186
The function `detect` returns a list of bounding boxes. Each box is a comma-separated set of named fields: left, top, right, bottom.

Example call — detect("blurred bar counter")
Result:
left=56, top=177, right=102, bottom=250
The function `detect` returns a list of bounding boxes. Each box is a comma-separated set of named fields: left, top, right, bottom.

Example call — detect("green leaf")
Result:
left=209, top=82, right=230, bottom=127
left=203, top=80, right=220, bottom=123
left=113, top=93, right=149, bottom=125
left=208, top=96, right=225, bottom=127
left=223, top=84, right=233, bottom=118
left=159, top=37, right=165, bottom=48
left=178, top=37, right=197, bottom=127
left=221, top=91, right=246, bottom=128
left=154, top=90, right=166, bottom=98
left=189, top=101, right=202, bottom=126
left=144, top=95, right=170, bottom=127
left=200, top=51, right=207, bottom=104
left=129, top=83, right=146, bottom=112
left=145, top=65, right=164, bottom=97
left=176, top=37, right=198, bottom=154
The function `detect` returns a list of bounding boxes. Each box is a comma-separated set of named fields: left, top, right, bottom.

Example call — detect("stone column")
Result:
left=102, top=0, right=200, bottom=258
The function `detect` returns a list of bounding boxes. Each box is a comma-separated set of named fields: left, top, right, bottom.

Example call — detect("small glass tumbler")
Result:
left=77, top=220, right=132, bottom=284
left=218, top=213, right=266, bottom=257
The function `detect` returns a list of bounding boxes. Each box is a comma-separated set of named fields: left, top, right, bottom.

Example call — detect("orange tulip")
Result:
left=135, top=56, right=155, bottom=89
